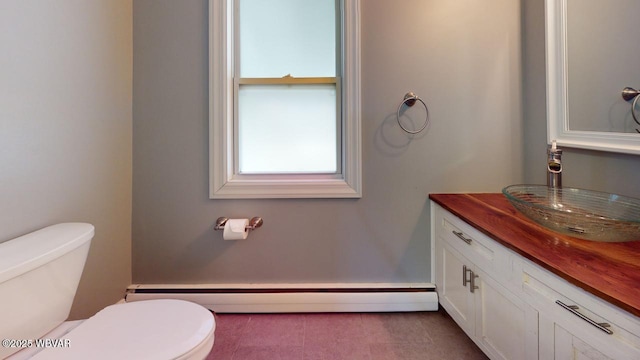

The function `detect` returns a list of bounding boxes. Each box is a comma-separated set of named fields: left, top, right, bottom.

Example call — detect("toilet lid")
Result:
left=32, top=299, right=215, bottom=360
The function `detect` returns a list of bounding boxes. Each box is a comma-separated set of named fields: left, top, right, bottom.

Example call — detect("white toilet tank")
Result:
left=0, top=223, right=94, bottom=359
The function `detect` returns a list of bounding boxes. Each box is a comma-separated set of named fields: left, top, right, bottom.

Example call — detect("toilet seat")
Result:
left=31, top=299, right=215, bottom=360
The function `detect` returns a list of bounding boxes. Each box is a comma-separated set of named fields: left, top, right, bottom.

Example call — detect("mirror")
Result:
left=546, top=0, right=640, bottom=154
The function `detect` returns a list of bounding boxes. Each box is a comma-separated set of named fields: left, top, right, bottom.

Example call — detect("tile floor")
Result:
left=206, top=308, right=488, bottom=360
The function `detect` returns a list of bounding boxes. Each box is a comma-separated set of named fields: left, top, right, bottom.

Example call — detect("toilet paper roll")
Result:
left=223, top=219, right=249, bottom=240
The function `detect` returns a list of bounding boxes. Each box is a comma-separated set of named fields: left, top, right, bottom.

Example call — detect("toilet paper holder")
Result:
left=214, top=217, right=263, bottom=231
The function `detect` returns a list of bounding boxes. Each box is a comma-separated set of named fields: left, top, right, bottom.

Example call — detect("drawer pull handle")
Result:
left=452, top=231, right=472, bottom=245
left=556, top=300, right=613, bottom=335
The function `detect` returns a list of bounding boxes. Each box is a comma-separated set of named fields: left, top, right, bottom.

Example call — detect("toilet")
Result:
left=0, top=223, right=215, bottom=360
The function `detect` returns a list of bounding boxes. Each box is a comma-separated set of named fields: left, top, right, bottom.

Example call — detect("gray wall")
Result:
left=132, top=0, right=524, bottom=285
left=3, top=0, right=636, bottom=318
left=522, top=0, right=640, bottom=198
left=0, top=1, right=132, bottom=319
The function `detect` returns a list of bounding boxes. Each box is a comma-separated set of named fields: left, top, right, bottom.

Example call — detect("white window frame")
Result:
left=209, top=0, right=361, bottom=199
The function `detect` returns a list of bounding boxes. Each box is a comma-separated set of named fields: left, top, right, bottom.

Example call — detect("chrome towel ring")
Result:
left=396, top=92, right=430, bottom=134
left=622, top=87, right=640, bottom=133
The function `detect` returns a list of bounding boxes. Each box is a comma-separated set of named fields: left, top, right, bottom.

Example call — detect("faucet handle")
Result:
left=548, top=140, right=563, bottom=154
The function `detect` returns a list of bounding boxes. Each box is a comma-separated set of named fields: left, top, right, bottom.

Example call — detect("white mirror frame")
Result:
left=546, top=0, right=640, bottom=155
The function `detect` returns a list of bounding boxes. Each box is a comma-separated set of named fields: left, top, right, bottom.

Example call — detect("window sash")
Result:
left=233, top=77, right=342, bottom=176
left=235, top=0, right=340, bottom=78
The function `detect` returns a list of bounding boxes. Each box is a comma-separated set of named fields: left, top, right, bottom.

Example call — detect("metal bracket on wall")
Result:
left=622, top=87, right=640, bottom=133
left=214, top=217, right=263, bottom=231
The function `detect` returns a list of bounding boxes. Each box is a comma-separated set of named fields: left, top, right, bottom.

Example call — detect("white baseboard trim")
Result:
left=125, top=283, right=438, bottom=313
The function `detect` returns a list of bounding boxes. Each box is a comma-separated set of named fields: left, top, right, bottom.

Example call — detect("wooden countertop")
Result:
left=429, top=193, right=640, bottom=318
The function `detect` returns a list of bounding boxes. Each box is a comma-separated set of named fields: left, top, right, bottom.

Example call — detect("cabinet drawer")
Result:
left=434, top=204, right=505, bottom=277
left=520, top=262, right=640, bottom=359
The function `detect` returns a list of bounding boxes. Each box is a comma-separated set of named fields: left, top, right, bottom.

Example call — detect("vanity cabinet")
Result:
left=432, top=201, right=640, bottom=360
left=434, top=204, right=538, bottom=360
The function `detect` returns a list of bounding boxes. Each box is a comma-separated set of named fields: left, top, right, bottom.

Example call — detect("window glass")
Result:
left=238, top=84, right=337, bottom=173
left=238, top=0, right=336, bottom=78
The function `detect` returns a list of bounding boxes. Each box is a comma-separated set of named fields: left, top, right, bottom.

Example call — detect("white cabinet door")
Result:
left=474, top=267, right=538, bottom=360
left=555, top=324, right=614, bottom=360
left=551, top=304, right=640, bottom=360
left=435, top=236, right=476, bottom=337
left=521, top=261, right=640, bottom=360
left=554, top=320, right=640, bottom=360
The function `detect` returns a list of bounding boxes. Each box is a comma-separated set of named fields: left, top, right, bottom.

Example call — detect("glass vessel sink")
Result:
left=502, top=185, right=640, bottom=242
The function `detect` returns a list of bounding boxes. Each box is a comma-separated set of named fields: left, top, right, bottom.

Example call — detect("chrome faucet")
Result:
left=547, top=140, right=562, bottom=188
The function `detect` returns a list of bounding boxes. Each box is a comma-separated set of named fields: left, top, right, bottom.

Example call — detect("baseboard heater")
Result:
left=125, top=283, right=439, bottom=313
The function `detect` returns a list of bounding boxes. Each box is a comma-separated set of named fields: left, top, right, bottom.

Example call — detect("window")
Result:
left=209, top=0, right=361, bottom=199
